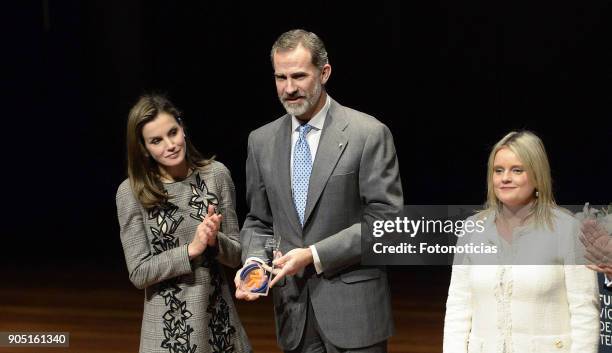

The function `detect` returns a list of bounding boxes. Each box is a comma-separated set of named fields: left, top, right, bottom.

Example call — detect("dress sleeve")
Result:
left=564, top=264, right=599, bottom=353
left=443, top=263, right=472, bottom=352
left=563, top=216, right=600, bottom=353
left=443, top=217, right=475, bottom=353
left=212, top=163, right=242, bottom=268
left=116, top=181, right=192, bottom=290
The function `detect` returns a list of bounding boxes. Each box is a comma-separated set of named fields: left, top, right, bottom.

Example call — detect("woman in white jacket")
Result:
left=443, top=131, right=599, bottom=353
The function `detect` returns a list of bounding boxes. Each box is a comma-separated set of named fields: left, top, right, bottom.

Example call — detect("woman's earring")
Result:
left=535, top=190, right=539, bottom=198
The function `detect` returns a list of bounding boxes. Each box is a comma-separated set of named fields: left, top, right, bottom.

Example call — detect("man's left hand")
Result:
left=269, top=248, right=313, bottom=287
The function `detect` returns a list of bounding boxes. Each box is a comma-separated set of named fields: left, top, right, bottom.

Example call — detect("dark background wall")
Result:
left=5, top=1, right=611, bottom=270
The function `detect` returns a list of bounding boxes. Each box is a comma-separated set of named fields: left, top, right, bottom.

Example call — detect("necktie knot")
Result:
left=298, top=124, right=312, bottom=140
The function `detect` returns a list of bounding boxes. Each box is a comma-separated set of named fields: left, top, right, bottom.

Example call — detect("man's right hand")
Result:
left=234, top=268, right=261, bottom=301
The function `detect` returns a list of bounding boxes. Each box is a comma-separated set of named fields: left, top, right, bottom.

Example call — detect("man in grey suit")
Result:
left=235, top=29, right=403, bottom=353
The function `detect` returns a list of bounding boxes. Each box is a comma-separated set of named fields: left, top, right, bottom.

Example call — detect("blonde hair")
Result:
left=126, top=94, right=212, bottom=208
left=483, top=131, right=556, bottom=229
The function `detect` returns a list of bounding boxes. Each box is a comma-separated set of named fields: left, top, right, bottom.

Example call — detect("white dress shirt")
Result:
left=289, top=95, right=331, bottom=274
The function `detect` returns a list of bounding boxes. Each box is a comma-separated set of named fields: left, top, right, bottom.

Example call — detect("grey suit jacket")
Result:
left=241, top=97, right=403, bottom=350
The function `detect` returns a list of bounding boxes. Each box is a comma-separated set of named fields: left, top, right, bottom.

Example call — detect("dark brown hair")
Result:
left=126, top=94, right=212, bottom=208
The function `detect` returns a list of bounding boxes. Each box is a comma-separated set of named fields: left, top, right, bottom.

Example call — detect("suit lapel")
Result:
left=274, top=115, right=303, bottom=235
left=303, top=100, right=349, bottom=225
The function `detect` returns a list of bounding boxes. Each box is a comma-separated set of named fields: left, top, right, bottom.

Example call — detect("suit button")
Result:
left=554, top=339, right=563, bottom=349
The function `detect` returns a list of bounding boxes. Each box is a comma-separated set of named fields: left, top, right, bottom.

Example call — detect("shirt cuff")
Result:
left=310, top=245, right=323, bottom=274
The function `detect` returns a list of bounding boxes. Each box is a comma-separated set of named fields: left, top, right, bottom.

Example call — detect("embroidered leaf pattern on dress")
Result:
left=149, top=202, right=197, bottom=353
left=189, top=173, right=219, bottom=221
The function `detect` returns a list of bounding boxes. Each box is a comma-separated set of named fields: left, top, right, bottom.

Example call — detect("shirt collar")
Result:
left=291, top=94, right=331, bottom=132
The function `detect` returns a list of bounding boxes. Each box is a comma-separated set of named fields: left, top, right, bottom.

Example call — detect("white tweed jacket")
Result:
left=443, top=208, right=599, bottom=353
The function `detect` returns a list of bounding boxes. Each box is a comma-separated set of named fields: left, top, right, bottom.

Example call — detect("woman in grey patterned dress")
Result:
left=116, top=94, right=251, bottom=353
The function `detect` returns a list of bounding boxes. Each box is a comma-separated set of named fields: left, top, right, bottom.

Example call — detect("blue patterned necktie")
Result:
left=292, top=124, right=313, bottom=226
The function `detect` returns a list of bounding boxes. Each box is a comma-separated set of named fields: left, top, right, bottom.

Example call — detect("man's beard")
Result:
left=280, top=82, right=322, bottom=118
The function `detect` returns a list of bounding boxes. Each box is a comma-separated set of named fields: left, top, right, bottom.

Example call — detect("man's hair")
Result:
left=270, top=29, right=329, bottom=70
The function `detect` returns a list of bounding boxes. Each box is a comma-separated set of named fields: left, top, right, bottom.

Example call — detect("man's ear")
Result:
left=320, top=64, right=332, bottom=85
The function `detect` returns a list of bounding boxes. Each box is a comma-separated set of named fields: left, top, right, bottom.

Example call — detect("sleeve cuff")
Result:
left=181, top=244, right=196, bottom=272
left=310, top=245, right=323, bottom=274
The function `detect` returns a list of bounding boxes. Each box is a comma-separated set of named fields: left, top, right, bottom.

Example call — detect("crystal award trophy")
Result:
left=238, top=231, right=279, bottom=296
